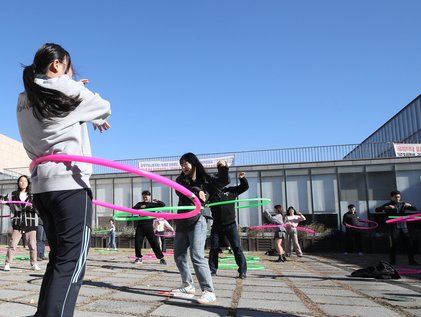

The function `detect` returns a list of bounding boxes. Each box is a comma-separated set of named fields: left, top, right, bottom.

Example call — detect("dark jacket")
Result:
left=175, top=165, right=229, bottom=231
left=1, top=191, right=38, bottom=232
left=375, top=200, right=417, bottom=231
left=132, top=200, right=165, bottom=225
left=210, top=177, right=249, bottom=226
left=342, top=212, right=359, bottom=229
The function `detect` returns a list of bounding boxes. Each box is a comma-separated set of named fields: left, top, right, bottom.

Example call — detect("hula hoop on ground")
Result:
left=207, top=198, right=271, bottom=209
left=248, top=224, right=316, bottom=234
left=219, top=255, right=260, bottom=262
left=345, top=219, right=378, bottom=231
left=0, top=201, right=32, bottom=207
left=30, top=154, right=201, bottom=220
left=386, top=213, right=421, bottom=224
left=218, top=262, right=265, bottom=270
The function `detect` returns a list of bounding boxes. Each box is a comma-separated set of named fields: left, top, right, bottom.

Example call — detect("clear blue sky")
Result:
left=1, top=1, right=420, bottom=160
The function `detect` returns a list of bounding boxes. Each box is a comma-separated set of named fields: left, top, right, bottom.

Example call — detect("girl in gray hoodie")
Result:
left=17, top=43, right=111, bottom=317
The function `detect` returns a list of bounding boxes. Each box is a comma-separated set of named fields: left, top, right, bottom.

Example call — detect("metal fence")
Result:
left=1, top=141, right=420, bottom=178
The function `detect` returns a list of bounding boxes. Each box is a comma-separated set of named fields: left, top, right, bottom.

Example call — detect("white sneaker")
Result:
left=171, top=284, right=196, bottom=298
left=197, top=291, right=216, bottom=304
left=31, top=264, right=41, bottom=271
left=4, top=263, right=10, bottom=271
left=358, top=252, right=363, bottom=256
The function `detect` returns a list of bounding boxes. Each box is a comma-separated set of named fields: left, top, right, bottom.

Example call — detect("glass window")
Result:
left=286, top=169, right=311, bottom=214
left=114, top=178, right=132, bottom=208
left=311, top=168, right=338, bottom=214
left=152, top=182, right=171, bottom=206
left=396, top=163, right=421, bottom=209
left=95, top=179, right=114, bottom=227
left=366, top=165, right=395, bottom=214
left=261, top=173, right=286, bottom=213
left=133, top=178, right=151, bottom=206
left=338, top=166, right=367, bottom=223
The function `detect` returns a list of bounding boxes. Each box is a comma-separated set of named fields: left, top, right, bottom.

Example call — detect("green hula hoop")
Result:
left=218, top=263, right=265, bottom=270
left=219, top=256, right=260, bottom=262
left=113, top=205, right=196, bottom=221
left=0, top=255, right=30, bottom=261
left=94, top=230, right=110, bottom=234
left=207, top=198, right=271, bottom=209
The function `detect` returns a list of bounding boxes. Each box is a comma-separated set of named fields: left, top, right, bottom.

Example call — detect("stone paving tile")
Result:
left=237, top=298, right=310, bottom=315
left=305, top=294, right=379, bottom=306
left=236, top=309, right=312, bottom=317
left=241, top=291, right=298, bottom=301
left=150, top=304, right=228, bottom=317
left=3, top=249, right=421, bottom=317
left=74, top=311, right=137, bottom=317
left=0, top=289, right=35, bottom=300
left=81, top=299, right=153, bottom=315
left=0, top=302, right=37, bottom=317
left=319, top=304, right=403, bottom=317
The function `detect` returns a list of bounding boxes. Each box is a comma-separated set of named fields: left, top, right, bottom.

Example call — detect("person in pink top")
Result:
left=285, top=206, right=306, bottom=257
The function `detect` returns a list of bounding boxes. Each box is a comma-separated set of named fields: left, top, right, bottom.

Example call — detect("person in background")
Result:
left=153, top=217, right=175, bottom=252
left=375, top=190, right=418, bottom=265
left=208, top=172, right=249, bottom=278
left=342, top=204, right=363, bottom=255
left=285, top=206, right=306, bottom=257
left=2, top=175, right=40, bottom=271
left=263, top=205, right=287, bottom=262
left=107, top=218, right=117, bottom=250
left=133, top=190, right=167, bottom=265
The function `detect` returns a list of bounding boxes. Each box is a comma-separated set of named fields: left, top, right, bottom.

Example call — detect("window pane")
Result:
left=238, top=174, right=260, bottom=227
left=396, top=166, right=421, bottom=209
left=338, top=169, right=367, bottom=222
left=286, top=170, right=312, bottom=214
left=96, top=179, right=114, bottom=227
left=311, top=173, right=338, bottom=214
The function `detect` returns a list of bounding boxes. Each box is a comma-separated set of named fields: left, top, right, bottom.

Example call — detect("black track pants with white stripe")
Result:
left=33, top=189, right=92, bottom=317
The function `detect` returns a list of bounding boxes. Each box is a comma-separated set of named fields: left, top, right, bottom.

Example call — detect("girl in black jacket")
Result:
left=2, top=175, right=40, bottom=271
left=172, top=152, right=229, bottom=304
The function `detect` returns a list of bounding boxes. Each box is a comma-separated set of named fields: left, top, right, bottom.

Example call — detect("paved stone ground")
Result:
left=1, top=247, right=421, bottom=316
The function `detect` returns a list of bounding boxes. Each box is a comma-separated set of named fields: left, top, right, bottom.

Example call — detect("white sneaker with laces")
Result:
left=171, top=284, right=196, bottom=298
left=31, top=264, right=41, bottom=271
left=197, top=291, right=216, bottom=304
left=4, top=263, right=10, bottom=271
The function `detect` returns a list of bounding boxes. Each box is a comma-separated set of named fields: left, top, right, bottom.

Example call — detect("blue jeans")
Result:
left=174, top=216, right=214, bottom=292
left=209, top=222, right=246, bottom=275
left=36, top=224, right=46, bottom=258
left=108, top=231, right=116, bottom=249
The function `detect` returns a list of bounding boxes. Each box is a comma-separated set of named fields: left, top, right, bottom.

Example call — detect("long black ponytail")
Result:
left=23, top=43, right=82, bottom=120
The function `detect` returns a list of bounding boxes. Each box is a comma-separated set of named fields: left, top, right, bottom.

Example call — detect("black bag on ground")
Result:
left=264, top=248, right=279, bottom=256
left=351, top=261, right=401, bottom=279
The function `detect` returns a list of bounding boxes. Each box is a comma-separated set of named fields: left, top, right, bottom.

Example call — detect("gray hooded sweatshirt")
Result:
left=16, top=74, right=111, bottom=193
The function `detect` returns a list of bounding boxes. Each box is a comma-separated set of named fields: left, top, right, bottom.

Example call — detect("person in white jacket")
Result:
left=17, top=43, right=111, bottom=317
left=285, top=206, right=306, bottom=257
left=153, top=217, right=175, bottom=251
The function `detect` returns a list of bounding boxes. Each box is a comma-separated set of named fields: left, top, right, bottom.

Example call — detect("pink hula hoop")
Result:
left=345, top=219, right=378, bottom=230
left=386, top=213, right=421, bottom=224
left=249, top=224, right=316, bottom=234
left=154, top=231, right=176, bottom=238
left=30, top=154, right=201, bottom=220
left=0, top=201, right=32, bottom=207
